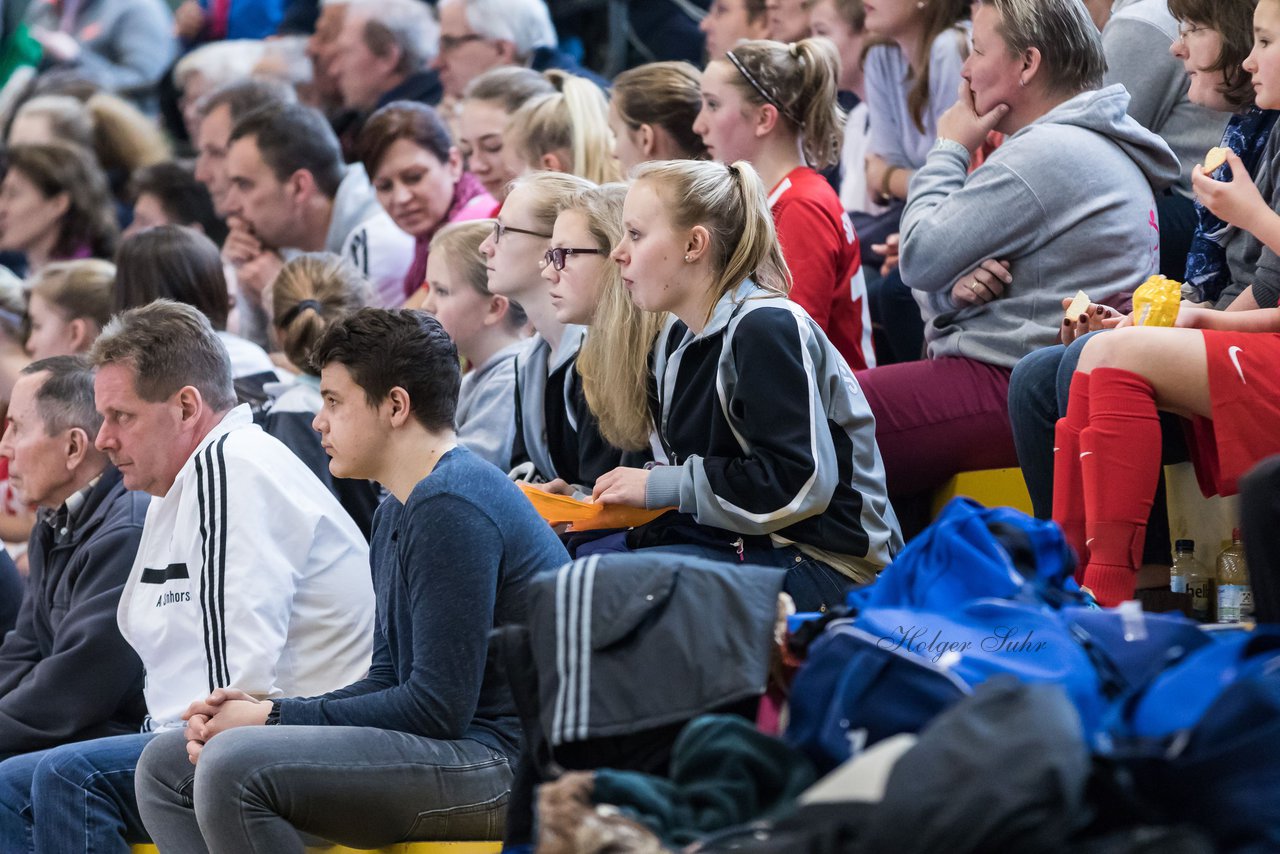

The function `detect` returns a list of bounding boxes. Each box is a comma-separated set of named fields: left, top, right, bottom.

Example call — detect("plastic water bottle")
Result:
left=1170, top=539, right=1196, bottom=593
left=1216, top=529, right=1252, bottom=624
left=1171, top=539, right=1215, bottom=622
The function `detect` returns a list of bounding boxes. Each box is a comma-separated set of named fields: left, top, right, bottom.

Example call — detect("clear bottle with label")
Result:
left=1170, top=539, right=1196, bottom=593
left=1217, top=528, right=1253, bottom=624
left=1171, top=539, right=1215, bottom=622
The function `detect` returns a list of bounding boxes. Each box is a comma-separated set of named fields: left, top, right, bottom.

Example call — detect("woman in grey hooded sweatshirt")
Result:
left=852, top=0, right=1180, bottom=526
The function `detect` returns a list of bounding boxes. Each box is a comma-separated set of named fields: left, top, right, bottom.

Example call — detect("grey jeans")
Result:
left=135, top=726, right=513, bottom=853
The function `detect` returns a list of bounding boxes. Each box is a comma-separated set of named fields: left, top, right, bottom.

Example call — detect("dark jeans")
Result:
left=1007, top=334, right=1097, bottom=520
left=868, top=267, right=926, bottom=366
left=135, top=726, right=513, bottom=854
left=1007, top=333, right=1182, bottom=565
left=0, top=731, right=155, bottom=854
left=1156, top=190, right=1198, bottom=281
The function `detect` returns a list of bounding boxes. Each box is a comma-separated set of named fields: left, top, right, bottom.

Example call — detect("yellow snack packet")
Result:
left=1131, top=275, right=1182, bottom=327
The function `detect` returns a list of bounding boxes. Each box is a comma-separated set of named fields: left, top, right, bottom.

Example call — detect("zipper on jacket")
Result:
left=733, top=537, right=745, bottom=562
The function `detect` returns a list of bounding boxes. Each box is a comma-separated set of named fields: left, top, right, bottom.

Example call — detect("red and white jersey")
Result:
left=770, top=166, right=875, bottom=370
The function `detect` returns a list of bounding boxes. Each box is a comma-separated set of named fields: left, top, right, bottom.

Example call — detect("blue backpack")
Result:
left=1108, top=627, right=1280, bottom=852
left=787, top=499, right=1209, bottom=771
left=1118, top=625, right=1280, bottom=741
left=849, top=498, right=1084, bottom=613
left=788, top=500, right=1110, bottom=771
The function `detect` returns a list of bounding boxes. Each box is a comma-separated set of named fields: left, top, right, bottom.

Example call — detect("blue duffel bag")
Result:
left=1107, top=627, right=1280, bottom=852
left=787, top=598, right=1119, bottom=772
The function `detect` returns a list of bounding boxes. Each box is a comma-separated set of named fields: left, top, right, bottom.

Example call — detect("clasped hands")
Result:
left=181, top=688, right=270, bottom=766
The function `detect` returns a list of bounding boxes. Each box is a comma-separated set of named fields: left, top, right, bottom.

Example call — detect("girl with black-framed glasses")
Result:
left=478, top=171, right=644, bottom=495
left=541, top=183, right=666, bottom=456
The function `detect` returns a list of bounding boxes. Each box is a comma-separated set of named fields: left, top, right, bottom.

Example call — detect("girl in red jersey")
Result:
left=1055, top=0, right=1280, bottom=607
left=693, top=37, right=874, bottom=369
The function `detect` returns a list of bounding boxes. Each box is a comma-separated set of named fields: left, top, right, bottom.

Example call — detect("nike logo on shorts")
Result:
left=1228, top=345, right=1247, bottom=384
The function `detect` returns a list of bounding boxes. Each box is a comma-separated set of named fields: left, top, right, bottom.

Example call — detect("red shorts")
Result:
left=1183, top=329, right=1280, bottom=496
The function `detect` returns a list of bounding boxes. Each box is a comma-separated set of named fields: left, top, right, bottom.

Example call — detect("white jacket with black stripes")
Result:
left=116, top=405, right=375, bottom=730
left=644, top=281, right=903, bottom=575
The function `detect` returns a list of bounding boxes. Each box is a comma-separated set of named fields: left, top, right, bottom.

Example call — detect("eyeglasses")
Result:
left=439, top=33, right=486, bottom=53
left=1177, top=22, right=1206, bottom=42
left=492, top=220, right=551, bottom=244
left=541, top=247, right=603, bottom=271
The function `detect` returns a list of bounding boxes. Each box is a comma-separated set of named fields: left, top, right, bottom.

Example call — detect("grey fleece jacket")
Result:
left=899, top=85, right=1180, bottom=369
left=1222, top=121, right=1280, bottom=309
left=1104, top=0, right=1230, bottom=198
left=456, top=340, right=522, bottom=469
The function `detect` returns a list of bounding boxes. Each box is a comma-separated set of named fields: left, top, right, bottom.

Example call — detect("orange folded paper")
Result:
left=517, top=482, right=674, bottom=531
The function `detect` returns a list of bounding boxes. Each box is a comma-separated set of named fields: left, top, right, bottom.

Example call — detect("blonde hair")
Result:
left=28, top=259, right=115, bottom=330
left=570, top=184, right=666, bottom=451
left=271, top=254, right=371, bottom=374
left=632, top=159, right=789, bottom=323
left=505, top=71, right=622, bottom=185
left=611, top=61, right=707, bottom=162
left=507, top=170, right=596, bottom=234
left=719, top=38, right=845, bottom=170
left=15, top=93, right=171, bottom=180
left=429, top=219, right=527, bottom=330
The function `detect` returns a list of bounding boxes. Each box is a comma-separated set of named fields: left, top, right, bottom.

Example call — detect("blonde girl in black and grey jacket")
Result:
left=594, top=159, right=902, bottom=611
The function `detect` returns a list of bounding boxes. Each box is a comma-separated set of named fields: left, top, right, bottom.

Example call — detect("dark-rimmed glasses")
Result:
left=542, top=247, right=603, bottom=271
left=492, top=220, right=551, bottom=244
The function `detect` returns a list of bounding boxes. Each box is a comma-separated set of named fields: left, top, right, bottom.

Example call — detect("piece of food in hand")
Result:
left=1204, top=146, right=1230, bottom=172
left=1064, top=290, right=1091, bottom=321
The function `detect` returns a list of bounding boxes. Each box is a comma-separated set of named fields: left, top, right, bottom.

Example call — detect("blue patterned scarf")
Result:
left=1183, top=107, right=1280, bottom=303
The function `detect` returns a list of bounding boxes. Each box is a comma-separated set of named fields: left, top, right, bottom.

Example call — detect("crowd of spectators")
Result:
left=0, top=0, right=1266, bottom=850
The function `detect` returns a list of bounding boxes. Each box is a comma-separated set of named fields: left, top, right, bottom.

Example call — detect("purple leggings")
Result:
left=856, top=356, right=1017, bottom=498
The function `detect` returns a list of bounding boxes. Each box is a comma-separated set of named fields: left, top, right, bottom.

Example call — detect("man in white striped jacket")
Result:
left=0, top=300, right=375, bottom=854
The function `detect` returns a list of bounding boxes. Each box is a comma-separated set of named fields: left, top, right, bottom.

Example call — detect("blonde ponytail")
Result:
left=505, top=71, right=623, bottom=184
left=271, top=254, right=371, bottom=373
left=632, top=159, right=789, bottom=325
left=721, top=38, right=845, bottom=170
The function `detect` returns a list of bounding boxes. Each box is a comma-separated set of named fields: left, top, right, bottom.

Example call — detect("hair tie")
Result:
left=724, top=49, right=804, bottom=128
left=788, top=42, right=801, bottom=59
left=276, top=298, right=324, bottom=328
left=726, top=163, right=740, bottom=178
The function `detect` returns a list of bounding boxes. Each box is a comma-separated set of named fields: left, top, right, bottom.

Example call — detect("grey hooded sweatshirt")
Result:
left=899, top=84, right=1181, bottom=369
left=1104, top=0, right=1229, bottom=199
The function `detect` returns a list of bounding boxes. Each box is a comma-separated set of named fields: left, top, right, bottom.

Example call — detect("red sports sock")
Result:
left=1079, top=367, right=1163, bottom=607
left=1052, top=371, right=1091, bottom=580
